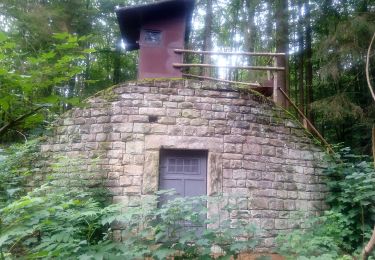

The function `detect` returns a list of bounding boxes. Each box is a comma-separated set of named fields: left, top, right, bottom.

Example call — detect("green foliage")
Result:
left=276, top=211, right=352, bottom=259
left=0, top=186, right=118, bottom=259
left=324, top=147, right=375, bottom=251
left=276, top=148, right=375, bottom=259
left=91, top=191, right=259, bottom=260
left=0, top=32, right=90, bottom=139
left=1, top=189, right=260, bottom=259
left=0, top=152, right=117, bottom=259
left=310, top=94, right=363, bottom=125
left=0, top=139, right=42, bottom=208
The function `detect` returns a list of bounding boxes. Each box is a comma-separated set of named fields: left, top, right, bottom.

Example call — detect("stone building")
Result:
left=39, top=79, right=327, bottom=250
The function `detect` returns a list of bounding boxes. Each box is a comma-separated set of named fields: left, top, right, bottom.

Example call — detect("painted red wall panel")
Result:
left=138, top=16, right=185, bottom=79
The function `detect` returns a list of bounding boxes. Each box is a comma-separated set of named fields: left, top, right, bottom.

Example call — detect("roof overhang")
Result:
left=116, top=0, right=195, bottom=51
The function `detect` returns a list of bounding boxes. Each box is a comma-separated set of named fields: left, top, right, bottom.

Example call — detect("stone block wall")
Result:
left=40, top=79, right=328, bottom=251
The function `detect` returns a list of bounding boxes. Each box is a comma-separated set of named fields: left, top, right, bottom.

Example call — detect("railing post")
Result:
left=273, top=55, right=287, bottom=107
left=273, top=58, right=279, bottom=103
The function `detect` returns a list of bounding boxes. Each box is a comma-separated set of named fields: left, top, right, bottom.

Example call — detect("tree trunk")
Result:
left=363, top=126, right=375, bottom=260
left=305, top=0, right=313, bottom=120
left=297, top=0, right=305, bottom=114
left=113, top=38, right=121, bottom=85
left=244, top=0, right=256, bottom=64
left=202, top=0, right=213, bottom=77
left=275, top=0, right=288, bottom=107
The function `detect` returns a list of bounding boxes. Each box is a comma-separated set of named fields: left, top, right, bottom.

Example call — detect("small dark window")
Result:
left=143, top=30, right=162, bottom=45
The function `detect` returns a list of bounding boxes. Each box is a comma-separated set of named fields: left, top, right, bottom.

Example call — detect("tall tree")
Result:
left=202, top=0, right=213, bottom=77
left=305, top=0, right=313, bottom=120
left=275, top=0, right=289, bottom=107
left=297, top=0, right=305, bottom=113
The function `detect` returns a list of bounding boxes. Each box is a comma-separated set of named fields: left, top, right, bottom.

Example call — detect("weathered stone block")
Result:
left=133, top=123, right=150, bottom=133
left=215, top=127, right=231, bottom=135
left=112, top=123, right=133, bottom=133
left=128, top=115, right=149, bottom=123
left=262, top=146, right=276, bottom=156
left=169, top=95, right=185, bottom=102
left=275, top=219, right=288, bottom=229
left=229, top=160, right=241, bottom=169
left=178, top=102, right=194, bottom=108
left=183, top=126, right=198, bottom=136
left=224, top=135, right=246, bottom=144
left=243, top=143, right=261, bottom=155
left=121, top=93, right=143, bottom=100
left=150, top=124, right=168, bottom=134
left=107, top=150, right=122, bottom=159
left=166, top=108, right=181, bottom=117
left=233, top=169, right=246, bottom=179
left=123, top=185, right=141, bottom=194
left=181, top=109, right=200, bottom=118
left=178, top=89, right=194, bottom=96
left=157, top=117, right=176, bottom=125
left=126, top=141, right=144, bottom=155
left=222, top=153, right=243, bottom=160
left=90, top=124, right=104, bottom=133
left=190, top=118, right=208, bottom=126
left=119, top=176, right=132, bottom=186
left=284, top=200, right=296, bottom=210
left=142, top=151, right=159, bottom=194
left=96, top=133, right=107, bottom=142
left=194, top=103, right=211, bottom=110
left=223, top=169, right=232, bottom=178
left=247, top=171, right=261, bottom=180
left=166, top=125, right=183, bottom=135
left=139, top=107, right=166, bottom=116
left=269, top=199, right=284, bottom=210
left=123, top=165, right=143, bottom=175
left=223, top=179, right=236, bottom=187
left=233, top=121, right=250, bottom=129
left=163, top=101, right=178, bottom=108
left=252, top=198, right=268, bottom=209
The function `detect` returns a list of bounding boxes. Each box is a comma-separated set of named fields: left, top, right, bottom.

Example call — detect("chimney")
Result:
left=116, top=0, right=195, bottom=80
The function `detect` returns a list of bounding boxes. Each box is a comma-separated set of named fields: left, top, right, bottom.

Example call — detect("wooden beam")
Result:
left=278, top=87, right=334, bottom=154
left=182, top=73, right=261, bottom=87
left=174, top=49, right=286, bottom=57
left=174, top=63, right=285, bottom=71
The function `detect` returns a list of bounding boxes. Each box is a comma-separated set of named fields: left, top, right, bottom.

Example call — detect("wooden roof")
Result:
left=116, top=0, right=195, bottom=51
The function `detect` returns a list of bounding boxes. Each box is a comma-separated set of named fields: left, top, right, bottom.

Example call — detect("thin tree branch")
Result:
left=363, top=32, right=375, bottom=260
left=366, top=32, right=375, bottom=103
left=0, top=106, right=45, bottom=137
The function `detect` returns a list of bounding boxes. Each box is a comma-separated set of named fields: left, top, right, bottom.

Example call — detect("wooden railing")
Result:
left=172, top=49, right=287, bottom=104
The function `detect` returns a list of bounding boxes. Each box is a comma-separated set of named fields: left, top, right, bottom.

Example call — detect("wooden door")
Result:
left=159, top=150, right=207, bottom=197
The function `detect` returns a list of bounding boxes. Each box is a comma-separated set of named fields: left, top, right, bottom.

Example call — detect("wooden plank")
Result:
left=174, top=63, right=285, bottom=71
left=278, top=87, right=335, bottom=154
left=174, top=49, right=286, bottom=57
left=182, top=73, right=261, bottom=87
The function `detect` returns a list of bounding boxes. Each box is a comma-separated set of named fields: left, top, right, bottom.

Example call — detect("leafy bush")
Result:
left=89, top=191, right=259, bottom=260
left=1, top=189, right=260, bottom=259
left=276, top=211, right=352, bottom=259
left=0, top=152, right=117, bottom=259
left=276, top=147, right=375, bottom=259
left=0, top=139, right=42, bottom=208
left=325, top=147, right=375, bottom=251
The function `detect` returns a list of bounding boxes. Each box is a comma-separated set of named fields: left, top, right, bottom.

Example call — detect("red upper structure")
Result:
left=116, top=0, right=195, bottom=79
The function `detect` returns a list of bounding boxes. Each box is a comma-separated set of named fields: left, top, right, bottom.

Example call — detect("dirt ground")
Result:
left=236, top=253, right=284, bottom=260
